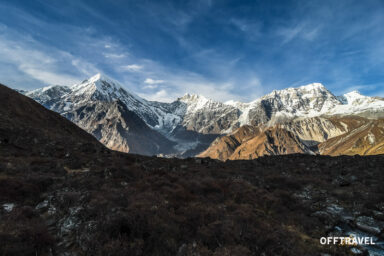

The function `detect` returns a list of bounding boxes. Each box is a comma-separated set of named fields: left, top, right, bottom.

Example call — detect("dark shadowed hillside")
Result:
left=1, top=85, right=384, bottom=255
left=0, top=83, right=105, bottom=158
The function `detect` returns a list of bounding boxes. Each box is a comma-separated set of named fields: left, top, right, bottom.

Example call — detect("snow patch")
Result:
left=367, top=132, right=376, bottom=145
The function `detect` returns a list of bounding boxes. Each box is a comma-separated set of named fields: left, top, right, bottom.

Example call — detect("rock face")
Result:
left=197, top=126, right=258, bottom=161
left=279, top=117, right=347, bottom=145
left=175, top=94, right=240, bottom=134
left=198, top=125, right=312, bottom=160
left=229, top=127, right=312, bottom=160
left=318, top=117, right=384, bottom=156
left=63, top=100, right=175, bottom=155
left=25, top=85, right=72, bottom=109
left=24, top=74, right=384, bottom=156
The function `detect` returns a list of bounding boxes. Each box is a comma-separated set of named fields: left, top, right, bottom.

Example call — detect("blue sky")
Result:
left=0, top=0, right=383, bottom=102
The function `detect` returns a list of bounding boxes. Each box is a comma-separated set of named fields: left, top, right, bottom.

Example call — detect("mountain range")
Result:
left=24, top=73, right=384, bottom=158
left=4, top=81, right=384, bottom=255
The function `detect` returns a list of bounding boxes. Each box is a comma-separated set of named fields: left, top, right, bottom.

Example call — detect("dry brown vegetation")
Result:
left=3, top=151, right=384, bottom=255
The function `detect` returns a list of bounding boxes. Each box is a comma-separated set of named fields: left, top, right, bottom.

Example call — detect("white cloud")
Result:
left=118, top=58, right=265, bottom=103
left=229, top=18, right=262, bottom=40
left=230, top=19, right=249, bottom=32
left=121, top=64, right=143, bottom=72
left=138, top=79, right=243, bottom=103
left=166, top=79, right=243, bottom=102
left=302, top=27, right=319, bottom=41
left=278, top=23, right=320, bottom=44
left=22, top=68, right=79, bottom=85
left=0, top=39, right=79, bottom=85
left=0, top=25, right=263, bottom=102
left=138, top=89, right=174, bottom=102
left=143, top=84, right=158, bottom=89
left=71, top=58, right=100, bottom=77
left=278, top=25, right=304, bottom=44
left=0, top=3, right=265, bottom=101
left=0, top=26, right=100, bottom=87
left=103, top=53, right=126, bottom=59
left=144, top=78, right=165, bottom=84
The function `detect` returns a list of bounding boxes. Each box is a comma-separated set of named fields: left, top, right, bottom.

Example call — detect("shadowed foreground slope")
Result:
left=1, top=84, right=384, bottom=256
left=0, top=83, right=105, bottom=158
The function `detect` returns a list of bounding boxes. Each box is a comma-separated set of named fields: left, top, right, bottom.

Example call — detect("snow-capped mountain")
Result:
left=26, top=74, right=180, bottom=155
left=27, top=74, right=181, bottom=132
left=221, top=83, right=384, bottom=129
left=24, top=74, right=384, bottom=156
left=259, top=83, right=341, bottom=115
left=332, top=90, right=384, bottom=117
left=26, top=85, right=71, bottom=109
left=176, top=93, right=240, bottom=134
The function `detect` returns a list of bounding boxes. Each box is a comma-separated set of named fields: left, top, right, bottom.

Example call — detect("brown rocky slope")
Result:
left=199, top=116, right=384, bottom=161
left=198, top=125, right=312, bottom=161
left=319, top=117, right=384, bottom=156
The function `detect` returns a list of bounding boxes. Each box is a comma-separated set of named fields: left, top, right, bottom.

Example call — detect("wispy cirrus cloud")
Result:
left=144, top=78, right=165, bottom=85
left=121, top=64, right=143, bottom=72
left=0, top=30, right=84, bottom=86
left=277, top=23, right=320, bottom=44
left=103, top=53, right=126, bottom=59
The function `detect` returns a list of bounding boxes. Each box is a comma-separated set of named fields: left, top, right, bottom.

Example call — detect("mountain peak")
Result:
left=340, top=90, right=367, bottom=105
left=70, top=73, right=126, bottom=98
left=303, top=82, right=325, bottom=87
left=344, top=90, right=363, bottom=97
left=182, top=93, right=205, bottom=98
left=265, top=83, right=331, bottom=99
left=178, top=93, right=221, bottom=113
left=87, top=73, right=116, bottom=84
left=180, top=93, right=208, bottom=102
left=224, top=99, right=242, bottom=106
left=88, top=73, right=102, bottom=82
left=84, top=73, right=121, bottom=88
left=298, top=82, right=327, bottom=91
